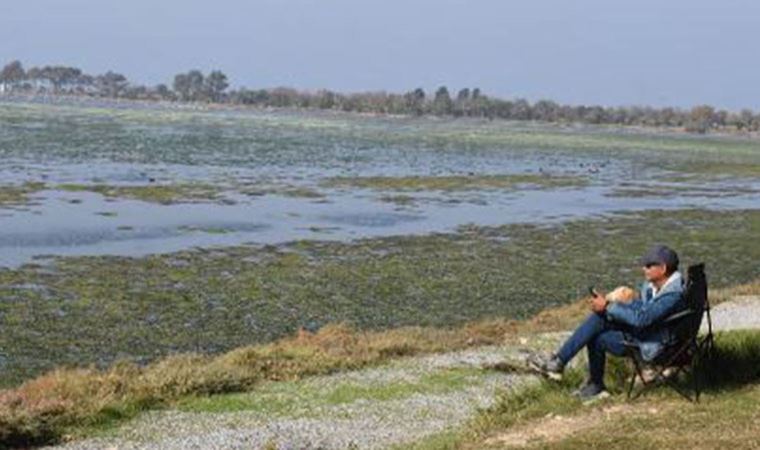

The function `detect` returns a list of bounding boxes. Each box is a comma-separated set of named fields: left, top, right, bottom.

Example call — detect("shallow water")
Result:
left=3, top=183, right=760, bottom=267
left=2, top=100, right=760, bottom=267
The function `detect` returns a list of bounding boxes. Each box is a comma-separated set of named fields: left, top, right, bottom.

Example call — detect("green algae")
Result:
left=238, top=185, right=326, bottom=199
left=3, top=209, right=760, bottom=387
left=3, top=101, right=760, bottom=184
left=607, top=183, right=760, bottom=199
left=57, top=183, right=222, bottom=204
left=321, top=174, right=587, bottom=192
left=0, top=182, right=46, bottom=208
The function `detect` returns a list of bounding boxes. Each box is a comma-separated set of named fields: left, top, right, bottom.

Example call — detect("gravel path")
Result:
left=47, top=345, right=550, bottom=450
left=703, top=296, right=760, bottom=333
left=46, top=297, right=760, bottom=450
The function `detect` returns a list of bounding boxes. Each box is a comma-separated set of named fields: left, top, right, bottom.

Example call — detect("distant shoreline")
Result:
left=3, top=60, right=759, bottom=135
left=2, top=92, right=759, bottom=141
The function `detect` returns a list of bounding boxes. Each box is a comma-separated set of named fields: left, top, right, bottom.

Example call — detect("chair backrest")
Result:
left=672, top=263, right=707, bottom=342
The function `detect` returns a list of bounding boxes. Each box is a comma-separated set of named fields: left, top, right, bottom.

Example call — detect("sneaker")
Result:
left=572, top=382, right=611, bottom=403
left=526, top=352, right=565, bottom=381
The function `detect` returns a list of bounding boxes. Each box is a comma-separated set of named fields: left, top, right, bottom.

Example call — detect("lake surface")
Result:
left=3, top=98, right=760, bottom=386
left=2, top=99, right=760, bottom=267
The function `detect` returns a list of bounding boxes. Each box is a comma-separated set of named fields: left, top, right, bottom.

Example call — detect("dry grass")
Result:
left=0, top=289, right=668, bottom=448
left=0, top=317, right=524, bottom=447
left=713, top=278, right=760, bottom=302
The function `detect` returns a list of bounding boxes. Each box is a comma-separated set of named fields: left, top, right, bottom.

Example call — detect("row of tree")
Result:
left=2, top=60, right=759, bottom=133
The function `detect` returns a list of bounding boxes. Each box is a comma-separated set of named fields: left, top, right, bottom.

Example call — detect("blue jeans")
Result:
left=556, top=313, right=627, bottom=386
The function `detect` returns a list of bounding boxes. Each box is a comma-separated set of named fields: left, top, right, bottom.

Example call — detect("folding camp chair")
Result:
left=623, top=263, right=713, bottom=402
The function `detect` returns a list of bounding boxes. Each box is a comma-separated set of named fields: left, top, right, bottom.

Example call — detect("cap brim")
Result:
left=640, top=258, right=662, bottom=266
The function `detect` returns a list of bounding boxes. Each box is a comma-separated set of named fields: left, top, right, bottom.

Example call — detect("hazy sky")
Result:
left=2, top=0, right=759, bottom=109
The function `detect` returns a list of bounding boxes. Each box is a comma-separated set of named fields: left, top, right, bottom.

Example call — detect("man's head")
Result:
left=640, top=244, right=679, bottom=283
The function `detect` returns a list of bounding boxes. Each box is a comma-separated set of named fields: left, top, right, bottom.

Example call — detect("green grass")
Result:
left=406, top=330, right=760, bottom=450
left=473, top=368, right=588, bottom=431
left=534, top=331, right=760, bottom=449
left=551, top=385, right=760, bottom=449
left=393, top=366, right=589, bottom=450
left=392, top=430, right=464, bottom=450
left=175, top=367, right=482, bottom=416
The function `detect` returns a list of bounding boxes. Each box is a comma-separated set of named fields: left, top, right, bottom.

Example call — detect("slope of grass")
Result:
left=406, top=329, right=760, bottom=450
left=530, top=330, right=760, bottom=449
left=0, top=322, right=512, bottom=447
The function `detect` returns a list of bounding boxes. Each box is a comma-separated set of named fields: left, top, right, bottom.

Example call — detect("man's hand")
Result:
left=589, top=294, right=608, bottom=314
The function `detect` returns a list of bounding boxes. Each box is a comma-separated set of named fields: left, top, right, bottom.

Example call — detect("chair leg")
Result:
left=627, top=363, right=638, bottom=399
left=629, top=360, right=697, bottom=402
left=693, top=344, right=702, bottom=403
left=627, top=336, right=705, bottom=402
left=628, top=358, right=654, bottom=401
left=663, top=368, right=696, bottom=402
left=700, top=333, right=714, bottom=364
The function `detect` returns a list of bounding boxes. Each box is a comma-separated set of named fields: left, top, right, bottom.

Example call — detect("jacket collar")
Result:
left=649, top=271, right=683, bottom=297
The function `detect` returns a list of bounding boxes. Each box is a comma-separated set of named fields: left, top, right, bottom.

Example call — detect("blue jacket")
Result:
left=606, top=271, right=685, bottom=360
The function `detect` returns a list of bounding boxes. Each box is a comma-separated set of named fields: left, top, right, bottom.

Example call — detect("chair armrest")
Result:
left=661, top=309, right=695, bottom=324
left=622, top=308, right=695, bottom=338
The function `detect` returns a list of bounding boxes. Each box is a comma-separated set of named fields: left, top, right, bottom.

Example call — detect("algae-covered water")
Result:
left=2, top=100, right=760, bottom=267
left=2, top=99, right=760, bottom=386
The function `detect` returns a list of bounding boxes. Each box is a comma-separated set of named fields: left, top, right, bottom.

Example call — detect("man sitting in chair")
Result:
left=528, top=245, right=685, bottom=401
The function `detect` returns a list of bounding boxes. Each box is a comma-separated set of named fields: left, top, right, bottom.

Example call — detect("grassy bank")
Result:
left=1, top=277, right=758, bottom=448
left=0, top=314, right=554, bottom=448
left=403, top=329, right=760, bottom=449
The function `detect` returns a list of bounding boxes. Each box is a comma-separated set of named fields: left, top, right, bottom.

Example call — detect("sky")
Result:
left=2, top=0, right=759, bottom=110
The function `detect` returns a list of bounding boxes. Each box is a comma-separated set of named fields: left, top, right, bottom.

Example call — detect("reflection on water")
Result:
left=2, top=184, right=759, bottom=268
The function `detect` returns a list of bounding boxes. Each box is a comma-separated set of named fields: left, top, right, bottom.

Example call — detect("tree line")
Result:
left=2, top=60, right=759, bottom=133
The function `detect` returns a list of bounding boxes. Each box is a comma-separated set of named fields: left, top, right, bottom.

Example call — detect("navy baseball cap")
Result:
left=640, top=245, right=679, bottom=268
